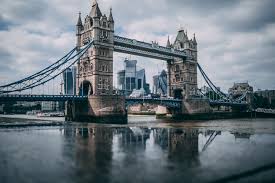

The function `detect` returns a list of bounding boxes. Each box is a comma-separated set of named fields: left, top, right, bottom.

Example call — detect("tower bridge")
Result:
left=0, top=0, right=251, bottom=123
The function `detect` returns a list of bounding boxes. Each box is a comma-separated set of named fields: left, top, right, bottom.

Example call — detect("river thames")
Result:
left=1, top=116, right=275, bottom=183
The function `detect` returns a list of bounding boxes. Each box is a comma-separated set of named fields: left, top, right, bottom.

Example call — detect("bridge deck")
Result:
left=0, top=94, right=247, bottom=108
left=114, top=36, right=191, bottom=61
left=0, top=95, right=88, bottom=102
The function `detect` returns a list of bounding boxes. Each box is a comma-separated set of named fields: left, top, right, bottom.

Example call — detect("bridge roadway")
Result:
left=0, top=94, right=182, bottom=108
left=0, top=94, right=247, bottom=108
left=114, top=35, right=192, bottom=61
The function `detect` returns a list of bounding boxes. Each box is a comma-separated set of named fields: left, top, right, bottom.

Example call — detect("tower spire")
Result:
left=193, top=33, right=197, bottom=44
left=108, top=7, right=114, bottom=22
left=76, top=12, right=83, bottom=26
left=90, top=0, right=102, bottom=17
left=166, top=36, right=171, bottom=48
left=92, top=0, right=97, bottom=6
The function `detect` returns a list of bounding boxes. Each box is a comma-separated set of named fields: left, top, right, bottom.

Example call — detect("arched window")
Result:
left=175, top=65, right=180, bottom=72
left=103, top=22, right=107, bottom=28
left=98, top=77, right=102, bottom=89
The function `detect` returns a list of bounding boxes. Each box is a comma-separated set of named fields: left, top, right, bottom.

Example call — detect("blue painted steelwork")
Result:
left=114, top=36, right=192, bottom=61
left=197, top=63, right=249, bottom=106
left=0, top=41, right=94, bottom=94
left=0, top=94, right=181, bottom=109
left=209, top=100, right=247, bottom=107
left=0, top=94, right=88, bottom=102
left=126, top=97, right=182, bottom=109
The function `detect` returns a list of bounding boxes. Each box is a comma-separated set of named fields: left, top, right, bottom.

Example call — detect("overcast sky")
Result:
left=0, top=0, right=274, bottom=92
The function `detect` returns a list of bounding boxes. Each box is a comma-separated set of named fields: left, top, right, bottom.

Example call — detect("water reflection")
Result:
left=63, top=127, right=114, bottom=182
left=62, top=126, right=222, bottom=181
left=1, top=123, right=275, bottom=183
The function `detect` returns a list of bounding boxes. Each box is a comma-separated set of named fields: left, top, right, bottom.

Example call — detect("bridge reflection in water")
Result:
left=1, top=122, right=275, bottom=183
left=62, top=126, right=217, bottom=182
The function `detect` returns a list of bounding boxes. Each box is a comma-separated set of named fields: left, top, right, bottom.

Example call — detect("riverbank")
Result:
left=156, top=111, right=275, bottom=120
left=0, top=114, right=64, bottom=127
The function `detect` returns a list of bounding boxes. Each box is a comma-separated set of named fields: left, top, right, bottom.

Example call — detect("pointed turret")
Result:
left=76, top=12, right=83, bottom=27
left=76, top=12, right=83, bottom=50
left=108, top=8, right=114, bottom=22
left=166, top=36, right=171, bottom=48
left=193, top=33, right=197, bottom=45
left=90, top=0, right=102, bottom=18
left=76, top=12, right=83, bottom=35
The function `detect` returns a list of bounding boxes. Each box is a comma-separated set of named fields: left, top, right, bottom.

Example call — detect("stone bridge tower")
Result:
left=66, top=0, right=127, bottom=123
left=76, top=0, right=114, bottom=96
left=166, top=29, right=198, bottom=99
left=165, top=29, right=210, bottom=115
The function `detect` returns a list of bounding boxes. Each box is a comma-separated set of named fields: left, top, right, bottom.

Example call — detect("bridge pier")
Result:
left=182, top=98, right=211, bottom=114
left=65, top=95, right=127, bottom=124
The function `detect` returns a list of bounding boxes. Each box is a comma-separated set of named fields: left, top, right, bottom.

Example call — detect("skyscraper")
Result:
left=153, top=70, right=167, bottom=96
left=117, top=59, right=150, bottom=96
left=63, top=66, right=77, bottom=95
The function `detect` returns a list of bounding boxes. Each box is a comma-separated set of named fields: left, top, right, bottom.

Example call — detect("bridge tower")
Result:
left=167, top=29, right=198, bottom=99
left=66, top=0, right=127, bottom=123
left=165, top=29, right=210, bottom=115
left=76, top=0, right=114, bottom=96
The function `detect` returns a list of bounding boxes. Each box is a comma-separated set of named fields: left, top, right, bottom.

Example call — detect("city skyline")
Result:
left=0, top=0, right=274, bottom=91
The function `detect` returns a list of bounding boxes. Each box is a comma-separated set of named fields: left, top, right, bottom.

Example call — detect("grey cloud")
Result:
left=0, top=14, right=12, bottom=30
left=0, top=0, right=48, bottom=23
left=219, top=0, right=275, bottom=32
left=0, top=49, right=15, bottom=72
left=0, top=0, right=274, bottom=91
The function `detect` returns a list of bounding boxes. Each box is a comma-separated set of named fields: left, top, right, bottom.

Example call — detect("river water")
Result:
left=1, top=116, right=275, bottom=183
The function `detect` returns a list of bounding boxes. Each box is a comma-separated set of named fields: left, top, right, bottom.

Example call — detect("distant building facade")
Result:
left=41, top=101, right=60, bottom=111
left=228, top=82, right=253, bottom=97
left=255, top=90, right=275, bottom=106
left=152, top=70, right=167, bottom=96
left=117, top=59, right=150, bottom=96
left=63, top=66, right=77, bottom=95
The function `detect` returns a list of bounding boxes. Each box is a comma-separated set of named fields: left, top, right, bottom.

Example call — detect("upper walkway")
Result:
left=114, top=35, right=191, bottom=61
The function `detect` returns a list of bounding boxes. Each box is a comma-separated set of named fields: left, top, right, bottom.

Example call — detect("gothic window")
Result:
left=90, top=64, right=93, bottom=71
left=98, top=77, right=102, bottom=89
left=83, top=62, right=88, bottom=72
left=104, top=30, right=108, bottom=38
left=106, top=78, right=109, bottom=89
left=175, top=74, right=180, bottom=82
left=175, top=65, right=180, bottom=72
left=103, top=22, right=107, bottom=28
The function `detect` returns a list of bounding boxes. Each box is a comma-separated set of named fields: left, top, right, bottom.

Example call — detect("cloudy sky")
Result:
left=0, top=0, right=274, bottom=92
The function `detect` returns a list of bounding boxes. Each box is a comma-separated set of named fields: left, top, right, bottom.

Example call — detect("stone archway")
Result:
left=174, top=88, right=183, bottom=99
left=79, top=80, right=93, bottom=96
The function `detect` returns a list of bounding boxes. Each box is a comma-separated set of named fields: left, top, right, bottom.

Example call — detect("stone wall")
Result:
left=66, top=95, right=127, bottom=123
left=88, top=95, right=126, bottom=116
left=182, top=98, right=211, bottom=114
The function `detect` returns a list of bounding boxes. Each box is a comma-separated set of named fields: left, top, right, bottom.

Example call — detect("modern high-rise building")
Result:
left=117, top=59, right=150, bottom=96
left=63, top=66, right=77, bottom=95
left=153, top=70, right=167, bottom=96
